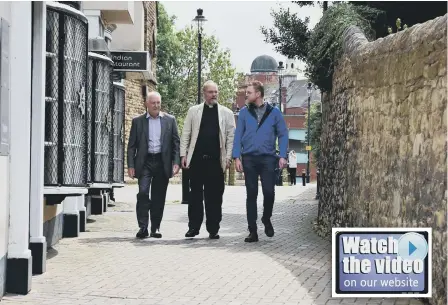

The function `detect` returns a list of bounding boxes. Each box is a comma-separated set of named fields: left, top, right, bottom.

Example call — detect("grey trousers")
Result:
left=136, top=153, right=169, bottom=231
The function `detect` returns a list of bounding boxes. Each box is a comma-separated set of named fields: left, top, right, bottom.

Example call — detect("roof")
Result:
left=285, top=79, right=322, bottom=108
left=250, top=55, right=278, bottom=73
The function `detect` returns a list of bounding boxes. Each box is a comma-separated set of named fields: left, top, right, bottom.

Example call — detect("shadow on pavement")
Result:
left=79, top=190, right=331, bottom=296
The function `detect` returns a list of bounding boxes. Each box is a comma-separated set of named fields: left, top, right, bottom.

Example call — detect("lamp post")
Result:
left=276, top=61, right=285, bottom=186
left=306, top=82, right=312, bottom=183
left=182, top=9, right=207, bottom=205
left=193, top=8, right=206, bottom=104
left=277, top=61, right=284, bottom=112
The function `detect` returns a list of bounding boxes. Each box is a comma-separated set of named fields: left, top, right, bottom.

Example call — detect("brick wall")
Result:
left=284, top=116, right=305, bottom=129
left=285, top=107, right=307, bottom=115
left=123, top=1, right=158, bottom=178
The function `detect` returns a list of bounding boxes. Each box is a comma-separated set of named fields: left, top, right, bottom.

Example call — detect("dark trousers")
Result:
left=288, top=168, right=296, bottom=185
left=242, top=155, right=277, bottom=230
left=136, top=153, right=169, bottom=232
left=188, top=156, right=224, bottom=234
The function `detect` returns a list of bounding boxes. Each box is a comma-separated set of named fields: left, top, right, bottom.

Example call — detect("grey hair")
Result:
left=146, top=91, right=162, bottom=101
left=202, top=80, right=218, bottom=91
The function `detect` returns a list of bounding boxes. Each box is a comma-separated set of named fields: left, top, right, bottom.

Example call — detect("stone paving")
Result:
left=3, top=184, right=424, bottom=305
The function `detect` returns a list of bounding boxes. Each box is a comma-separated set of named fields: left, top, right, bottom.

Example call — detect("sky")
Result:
left=161, top=1, right=323, bottom=77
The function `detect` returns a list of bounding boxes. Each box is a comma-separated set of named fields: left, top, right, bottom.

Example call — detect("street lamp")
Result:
left=306, top=82, right=312, bottom=183
left=277, top=61, right=284, bottom=113
left=182, top=8, right=207, bottom=205
left=275, top=61, right=285, bottom=186
left=193, top=8, right=207, bottom=104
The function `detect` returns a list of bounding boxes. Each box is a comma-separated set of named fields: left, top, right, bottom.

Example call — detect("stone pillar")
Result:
left=29, top=1, right=47, bottom=276
left=78, top=195, right=87, bottom=232
left=7, top=1, right=33, bottom=294
left=63, top=197, right=80, bottom=238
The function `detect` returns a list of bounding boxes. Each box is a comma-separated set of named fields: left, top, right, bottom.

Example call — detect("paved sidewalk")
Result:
left=3, top=185, right=422, bottom=305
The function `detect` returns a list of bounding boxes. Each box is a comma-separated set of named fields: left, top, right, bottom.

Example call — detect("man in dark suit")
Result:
left=127, top=91, right=180, bottom=239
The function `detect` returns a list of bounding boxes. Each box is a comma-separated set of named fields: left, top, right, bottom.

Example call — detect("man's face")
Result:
left=204, top=84, right=219, bottom=104
left=245, top=86, right=259, bottom=103
left=146, top=95, right=161, bottom=115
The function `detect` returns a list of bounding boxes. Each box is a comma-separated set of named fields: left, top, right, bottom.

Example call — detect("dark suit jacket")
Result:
left=127, top=112, right=180, bottom=179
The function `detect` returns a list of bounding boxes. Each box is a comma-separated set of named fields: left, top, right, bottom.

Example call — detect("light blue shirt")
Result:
left=146, top=112, right=162, bottom=153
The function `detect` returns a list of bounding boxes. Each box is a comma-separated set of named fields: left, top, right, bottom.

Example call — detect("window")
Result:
left=112, top=83, right=125, bottom=183
left=44, top=3, right=88, bottom=186
left=86, top=53, right=113, bottom=183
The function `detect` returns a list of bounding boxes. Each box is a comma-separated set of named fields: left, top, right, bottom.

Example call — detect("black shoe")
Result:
left=136, top=228, right=149, bottom=239
left=244, top=231, right=259, bottom=242
left=185, top=229, right=200, bottom=238
left=150, top=230, right=162, bottom=238
left=209, top=233, right=220, bottom=239
left=262, top=217, right=274, bottom=237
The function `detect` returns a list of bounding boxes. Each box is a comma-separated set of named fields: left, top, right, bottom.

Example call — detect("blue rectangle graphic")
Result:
left=333, top=229, right=431, bottom=297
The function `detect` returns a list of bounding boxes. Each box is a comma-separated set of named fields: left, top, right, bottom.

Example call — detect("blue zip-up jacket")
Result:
left=232, top=103, right=289, bottom=159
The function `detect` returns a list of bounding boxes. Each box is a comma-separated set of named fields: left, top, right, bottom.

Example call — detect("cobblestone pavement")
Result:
left=3, top=184, right=423, bottom=305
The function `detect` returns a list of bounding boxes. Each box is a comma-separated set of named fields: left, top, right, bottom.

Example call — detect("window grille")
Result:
left=86, top=52, right=114, bottom=183
left=112, top=82, right=125, bottom=183
left=44, top=4, right=88, bottom=186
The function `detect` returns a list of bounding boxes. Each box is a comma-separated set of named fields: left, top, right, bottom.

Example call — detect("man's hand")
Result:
left=226, top=159, right=231, bottom=169
left=235, top=158, right=243, bottom=172
left=173, top=164, right=180, bottom=175
left=128, top=168, right=135, bottom=179
left=181, top=156, right=188, bottom=169
left=279, top=157, right=287, bottom=169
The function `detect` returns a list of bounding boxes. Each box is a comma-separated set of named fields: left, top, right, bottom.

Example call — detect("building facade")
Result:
left=0, top=1, right=157, bottom=298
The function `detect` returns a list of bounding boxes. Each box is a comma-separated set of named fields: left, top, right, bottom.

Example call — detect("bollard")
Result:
left=301, top=169, right=306, bottom=186
left=181, top=169, right=190, bottom=204
left=315, top=169, right=320, bottom=199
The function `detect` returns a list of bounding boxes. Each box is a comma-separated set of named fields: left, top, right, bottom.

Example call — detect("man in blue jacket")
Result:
left=233, top=80, right=288, bottom=242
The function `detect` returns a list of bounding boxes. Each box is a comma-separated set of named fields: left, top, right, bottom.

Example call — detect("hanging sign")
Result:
left=110, top=51, right=150, bottom=72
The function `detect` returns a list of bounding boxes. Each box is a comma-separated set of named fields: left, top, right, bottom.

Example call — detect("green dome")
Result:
left=250, top=55, right=278, bottom=73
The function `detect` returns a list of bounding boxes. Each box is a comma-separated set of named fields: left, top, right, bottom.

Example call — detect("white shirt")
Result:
left=288, top=152, right=297, bottom=168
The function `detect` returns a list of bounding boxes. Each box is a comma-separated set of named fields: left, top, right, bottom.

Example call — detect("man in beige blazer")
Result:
left=180, top=80, right=235, bottom=239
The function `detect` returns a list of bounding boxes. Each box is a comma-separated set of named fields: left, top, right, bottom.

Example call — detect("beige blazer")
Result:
left=180, top=102, right=235, bottom=172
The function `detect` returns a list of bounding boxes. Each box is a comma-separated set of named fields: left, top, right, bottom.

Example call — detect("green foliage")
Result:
left=387, top=18, right=408, bottom=34
left=261, top=7, right=311, bottom=60
left=262, top=2, right=381, bottom=93
left=304, top=102, right=322, bottom=167
left=306, top=3, right=381, bottom=92
left=157, top=4, right=243, bottom=125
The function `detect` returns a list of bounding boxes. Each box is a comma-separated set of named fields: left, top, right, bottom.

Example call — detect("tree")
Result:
left=156, top=4, right=243, bottom=131
left=304, top=102, right=322, bottom=167
left=262, top=2, right=381, bottom=92
left=262, top=1, right=446, bottom=70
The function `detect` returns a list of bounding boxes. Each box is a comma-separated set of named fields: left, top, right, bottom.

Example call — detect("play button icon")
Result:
left=408, top=242, right=417, bottom=255
left=398, top=232, right=428, bottom=260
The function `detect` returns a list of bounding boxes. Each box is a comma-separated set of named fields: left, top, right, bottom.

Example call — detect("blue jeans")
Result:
left=242, top=155, right=277, bottom=230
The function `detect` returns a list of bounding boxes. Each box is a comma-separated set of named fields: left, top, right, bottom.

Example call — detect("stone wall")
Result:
left=318, top=15, right=447, bottom=304
left=123, top=1, right=157, bottom=178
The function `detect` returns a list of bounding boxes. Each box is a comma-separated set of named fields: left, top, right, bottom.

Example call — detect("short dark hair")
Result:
left=248, top=80, right=264, bottom=98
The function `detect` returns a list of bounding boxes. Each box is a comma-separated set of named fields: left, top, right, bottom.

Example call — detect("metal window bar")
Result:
left=87, top=52, right=113, bottom=183
left=44, top=4, right=88, bottom=186
left=112, top=82, right=125, bottom=183
left=108, top=71, right=115, bottom=182
left=86, top=58, right=93, bottom=182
